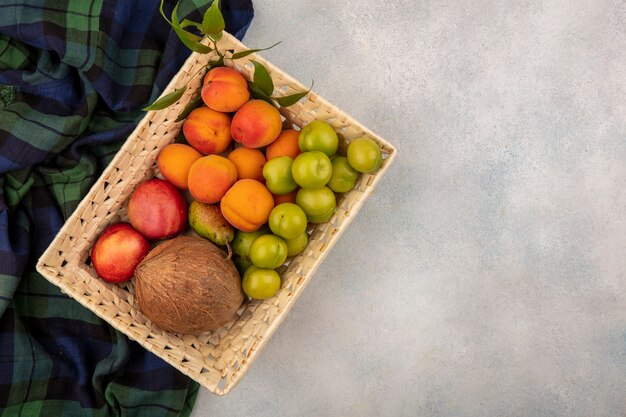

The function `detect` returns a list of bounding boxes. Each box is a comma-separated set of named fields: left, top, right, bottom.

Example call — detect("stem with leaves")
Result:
left=144, top=0, right=312, bottom=116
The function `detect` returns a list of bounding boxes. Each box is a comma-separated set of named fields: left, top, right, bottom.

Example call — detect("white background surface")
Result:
left=192, top=1, right=626, bottom=415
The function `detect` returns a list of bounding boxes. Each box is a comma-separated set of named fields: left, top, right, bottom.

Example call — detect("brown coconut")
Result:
left=134, top=235, right=243, bottom=334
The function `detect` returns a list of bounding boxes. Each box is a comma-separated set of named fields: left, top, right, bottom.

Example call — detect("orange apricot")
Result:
left=227, top=147, right=266, bottom=182
left=272, top=189, right=298, bottom=206
left=201, top=67, right=250, bottom=113
left=221, top=179, right=274, bottom=232
left=157, top=143, right=202, bottom=189
left=188, top=155, right=238, bottom=204
left=266, top=129, right=301, bottom=160
left=182, top=107, right=232, bottom=155
left=231, top=100, right=282, bottom=148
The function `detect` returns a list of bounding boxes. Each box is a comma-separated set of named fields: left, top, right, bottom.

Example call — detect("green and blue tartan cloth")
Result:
left=0, top=1, right=253, bottom=415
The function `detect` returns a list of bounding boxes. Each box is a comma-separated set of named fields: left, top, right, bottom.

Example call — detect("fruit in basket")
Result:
left=231, top=100, right=282, bottom=148
left=347, top=137, right=382, bottom=173
left=298, top=120, right=338, bottom=157
left=134, top=235, right=244, bottom=334
left=220, top=179, right=274, bottom=232
left=157, top=143, right=202, bottom=189
left=91, top=222, right=150, bottom=283
left=232, top=226, right=270, bottom=274
left=285, top=232, right=309, bottom=257
left=227, top=147, right=266, bottom=182
left=328, top=156, right=358, bottom=193
left=188, top=201, right=234, bottom=246
left=266, top=129, right=301, bottom=160
left=272, top=189, right=298, bottom=205
left=127, top=178, right=187, bottom=240
left=262, top=156, right=298, bottom=195
left=291, top=151, right=333, bottom=189
left=249, top=234, right=288, bottom=269
left=296, top=186, right=336, bottom=223
left=182, top=107, right=232, bottom=155
left=201, top=67, right=250, bottom=112
left=268, top=203, right=307, bottom=240
left=187, top=155, right=237, bottom=204
left=242, top=266, right=281, bottom=299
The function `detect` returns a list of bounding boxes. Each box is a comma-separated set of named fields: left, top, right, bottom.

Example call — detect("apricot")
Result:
left=227, top=147, right=266, bottom=182
left=182, top=107, right=231, bottom=155
left=231, top=100, right=282, bottom=148
left=201, top=67, right=250, bottom=113
left=221, top=179, right=274, bottom=232
left=188, top=155, right=238, bottom=204
left=272, top=189, right=298, bottom=206
left=266, top=129, right=301, bottom=160
left=157, top=143, right=202, bottom=189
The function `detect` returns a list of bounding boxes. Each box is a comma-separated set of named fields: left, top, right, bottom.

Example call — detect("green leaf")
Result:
left=159, top=0, right=172, bottom=24
left=230, top=42, right=282, bottom=60
left=273, top=81, right=314, bottom=107
left=173, top=27, right=213, bottom=53
left=143, top=86, right=187, bottom=111
left=247, top=81, right=274, bottom=105
left=251, top=60, right=274, bottom=96
left=171, top=3, right=213, bottom=53
left=202, top=0, right=225, bottom=36
left=161, top=1, right=201, bottom=37
left=209, top=31, right=222, bottom=42
left=175, top=95, right=204, bottom=122
left=180, top=19, right=202, bottom=30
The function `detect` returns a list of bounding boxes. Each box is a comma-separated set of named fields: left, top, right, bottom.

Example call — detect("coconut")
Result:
left=134, top=235, right=243, bottom=334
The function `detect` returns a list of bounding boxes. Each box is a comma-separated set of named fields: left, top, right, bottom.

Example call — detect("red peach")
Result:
left=91, top=222, right=150, bottom=283
left=127, top=178, right=187, bottom=240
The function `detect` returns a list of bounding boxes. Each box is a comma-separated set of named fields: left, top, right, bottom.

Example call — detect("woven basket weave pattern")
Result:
left=36, top=33, right=396, bottom=395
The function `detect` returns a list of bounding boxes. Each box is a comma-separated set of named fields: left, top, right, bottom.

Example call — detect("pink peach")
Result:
left=127, top=178, right=187, bottom=240
left=91, top=222, right=150, bottom=283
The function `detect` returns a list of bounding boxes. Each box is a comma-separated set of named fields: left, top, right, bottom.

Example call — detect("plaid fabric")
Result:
left=0, top=1, right=253, bottom=415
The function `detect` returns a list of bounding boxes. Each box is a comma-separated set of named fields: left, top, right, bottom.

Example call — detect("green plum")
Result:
left=327, top=156, right=358, bottom=193
left=269, top=203, right=308, bottom=240
left=291, top=151, right=333, bottom=189
left=249, top=234, right=288, bottom=269
left=347, top=137, right=382, bottom=173
left=263, top=156, right=298, bottom=195
left=231, top=226, right=269, bottom=274
left=298, top=120, right=339, bottom=156
left=242, top=266, right=281, bottom=299
left=285, top=232, right=308, bottom=256
left=295, top=186, right=336, bottom=224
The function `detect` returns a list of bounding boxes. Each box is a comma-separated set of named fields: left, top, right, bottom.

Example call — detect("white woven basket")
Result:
left=36, top=32, right=396, bottom=395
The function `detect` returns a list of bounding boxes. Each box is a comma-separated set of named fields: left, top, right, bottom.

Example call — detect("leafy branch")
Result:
left=247, top=60, right=313, bottom=107
left=144, top=0, right=311, bottom=114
